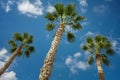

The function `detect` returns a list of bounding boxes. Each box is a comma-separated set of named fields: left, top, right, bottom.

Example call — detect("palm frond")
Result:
left=103, top=41, right=112, bottom=48
left=10, top=47, right=17, bottom=53
left=105, top=48, right=115, bottom=56
left=13, top=33, right=23, bottom=41
left=27, top=35, right=33, bottom=44
left=101, top=54, right=110, bottom=66
left=71, top=23, right=82, bottom=30
left=24, top=50, right=30, bottom=58
left=45, top=13, right=57, bottom=21
left=28, top=46, right=35, bottom=53
left=66, top=32, right=75, bottom=42
left=74, top=15, right=85, bottom=22
left=95, top=35, right=102, bottom=42
left=88, top=56, right=94, bottom=65
left=65, top=3, right=75, bottom=16
left=86, top=37, right=93, bottom=43
left=46, top=23, right=55, bottom=31
left=82, top=45, right=88, bottom=51
left=54, top=3, right=64, bottom=15
left=8, top=40, right=17, bottom=47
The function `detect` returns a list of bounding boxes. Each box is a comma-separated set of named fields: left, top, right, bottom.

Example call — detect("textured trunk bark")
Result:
left=39, top=24, right=65, bottom=80
left=96, top=52, right=104, bottom=80
left=0, top=45, right=23, bottom=76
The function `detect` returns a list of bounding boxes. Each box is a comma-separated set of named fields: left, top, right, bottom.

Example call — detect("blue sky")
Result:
left=0, top=0, right=120, bottom=80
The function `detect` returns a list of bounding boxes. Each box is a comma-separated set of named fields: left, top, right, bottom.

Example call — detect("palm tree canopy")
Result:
left=8, top=32, right=35, bottom=57
left=45, top=3, right=85, bottom=43
left=81, top=35, right=115, bottom=66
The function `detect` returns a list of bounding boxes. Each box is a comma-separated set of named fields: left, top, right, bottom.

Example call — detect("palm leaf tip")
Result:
left=88, top=56, right=94, bottom=65
left=45, top=13, right=56, bottom=21
left=14, top=33, right=23, bottom=41
left=74, top=15, right=85, bottom=22
left=101, top=54, right=110, bottom=66
left=72, top=23, right=82, bottom=30
left=106, top=48, right=115, bottom=56
left=65, top=3, right=76, bottom=16
left=66, top=32, right=75, bottom=42
left=82, top=45, right=88, bottom=51
left=86, top=37, right=93, bottom=43
left=46, top=23, right=55, bottom=31
left=54, top=3, right=64, bottom=15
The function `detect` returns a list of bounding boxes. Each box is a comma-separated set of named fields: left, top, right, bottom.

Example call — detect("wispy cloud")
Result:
left=0, top=0, right=14, bottom=12
left=46, top=3, right=56, bottom=13
left=17, top=0, right=43, bottom=18
left=112, top=40, right=120, bottom=54
left=78, top=0, right=88, bottom=13
left=93, top=4, right=108, bottom=14
left=65, top=52, right=89, bottom=73
left=0, top=48, right=17, bottom=80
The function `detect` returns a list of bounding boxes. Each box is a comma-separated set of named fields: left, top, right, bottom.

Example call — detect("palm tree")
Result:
left=39, top=3, right=85, bottom=80
left=81, top=35, right=115, bottom=80
left=0, top=32, right=34, bottom=76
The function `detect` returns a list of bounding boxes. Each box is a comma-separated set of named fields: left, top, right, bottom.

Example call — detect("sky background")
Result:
left=0, top=0, right=120, bottom=80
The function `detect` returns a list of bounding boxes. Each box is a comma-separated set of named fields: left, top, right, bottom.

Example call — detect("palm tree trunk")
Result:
left=96, top=52, right=104, bottom=80
left=0, top=45, right=23, bottom=76
left=39, top=24, right=65, bottom=80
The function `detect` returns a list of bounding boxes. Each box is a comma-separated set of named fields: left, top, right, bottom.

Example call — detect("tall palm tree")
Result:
left=39, top=3, right=85, bottom=80
left=0, top=32, right=34, bottom=76
left=81, top=35, right=115, bottom=80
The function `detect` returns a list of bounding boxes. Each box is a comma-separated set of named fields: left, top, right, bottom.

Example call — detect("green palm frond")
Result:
left=23, top=32, right=29, bottom=38
left=45, top=13, right=57, bottom=21
left=95, top=35, right=102, bottom=42
left=14, top=33, right=23, bottom=41
left=71, top=23, right=82, bottom=30
left=103, top=41, right=112, bottom=48
left=24, top=50, right=30, bottom=58
left=10, top=47, right=17, bottom=53
left=46, top=23, right=55, bottom=31
left=8, top=40, right=17, bottom=47
left=101, top=54, right=110, bottom=66
left=66, top=32, right=75, bottom=42
left=82, top=45, right=88, bottom=51
left=97, top=42, right=103, bottom=48
left=27, top=35, right=33, bottom=44
left=88, top=56, right=94, bottom=65
left=65, top=3, right=75, bottom=16
left=28, top=46, right=35, bottom=53
left=74, top=15, right=85, bottom=22
left=105, top=48, right=115, bottom=56
left=86, top=37, right=93, bottom=43
left=55, top=3, right=64, bottom=15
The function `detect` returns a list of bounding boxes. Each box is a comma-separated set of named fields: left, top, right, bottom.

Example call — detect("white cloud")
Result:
left=0, top=0, right=14, bottom=12
left=47, top=5, right=56, bottom=13
left=112, top=40, right=120, bottom=54
left=74, top=52, right=81, bottom=58
left=0, top=71, right=17, bottom=80
left=78, top=0, right=88, bottom=13
left=17, top=0, right=43, bottom=18
left=65, top=52, right=89, bottom=73
left=93, top=4, right=108, bottom=14
left=0, top=48, right=17, bottom=80
left=86, top=31, right=95, bottom=36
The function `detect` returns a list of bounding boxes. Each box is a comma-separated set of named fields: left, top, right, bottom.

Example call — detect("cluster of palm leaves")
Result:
left=8, top=32, right=34, bottom=57
left=45, top=3, right=85, bottom=42
left=82, top=35, right=114, bottom=66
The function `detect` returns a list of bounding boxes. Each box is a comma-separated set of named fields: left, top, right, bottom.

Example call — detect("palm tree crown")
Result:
left=8, top=32, right=34, bottom=57
left=45, top=3, right=85, bottom=42
left=82, top=35, right=115, bottom=66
